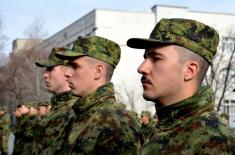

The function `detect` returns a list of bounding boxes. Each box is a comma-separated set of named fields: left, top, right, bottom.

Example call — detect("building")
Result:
left=12, top=39, right=42, bottom=53
left=34, top=4, right=235, bottom=124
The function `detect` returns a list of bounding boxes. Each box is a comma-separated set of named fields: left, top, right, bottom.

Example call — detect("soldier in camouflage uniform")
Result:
left=140, top=111, right=155, bottom=140
left=56, top=36, right=143, bottom=154
left=13, top=102, right=31, bottom=155
left=127, top=18, right=235, bottom=154
left=34, top=48, right=78, bottom=154
left=0, top=106, right=10, bottom=155
left=21, top=102, right=41, bottom=155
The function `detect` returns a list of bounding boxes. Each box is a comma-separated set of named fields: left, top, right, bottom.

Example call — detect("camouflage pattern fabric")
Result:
left=13, top=115, right=30, bottom=155
left=127, top=18, right=219, bottom=64
left=55, top=36, right=121, bottom=68
left=35, top=47, right=68, bottom=67
left=21, top=115, right=41, bottom=155
left=0, top=112, right=10, bottom=155
left=141, top=86, right=235, bottom=155
left=64, top=83, right=143, bottom=154
left=141, top=120, right=155, bottom=141
left=33, top=91, right=78, bottom=155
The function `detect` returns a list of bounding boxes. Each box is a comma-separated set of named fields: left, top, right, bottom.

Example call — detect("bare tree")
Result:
left=0, top=11, right=9, bottom=66
left=24, top=16, right=49, bottom=39
left=0, top=48, right=50, bottom=108
left=204, top=31, right=235, bottom=111
left=115, top=81, right=154, bottom=112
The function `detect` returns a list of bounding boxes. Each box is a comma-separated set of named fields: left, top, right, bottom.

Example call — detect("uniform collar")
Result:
left=51, top=91, right=74, bottom=106
left=156, top=86, right=215, bottom=128
left=72, top=82, right=115, bottom=115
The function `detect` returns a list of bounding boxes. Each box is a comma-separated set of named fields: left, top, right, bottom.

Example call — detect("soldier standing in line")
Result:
left=0, top=106, right=10, bottom=155
left=56, top=36, right=143, bottom=154
left=140, top=111, right=155, bottom=140
left=34, top=48, right=78, bottom=154
left=127, top=18, right=235, bottom=154
left=12, top=102, right=30, bottom=155
left=21, top=102, right=40, bottom=155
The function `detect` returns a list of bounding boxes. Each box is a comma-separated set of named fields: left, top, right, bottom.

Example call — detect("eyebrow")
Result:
left=67, top=61, right=78, bottom=67
left=144, top=50, right=165, bottom=58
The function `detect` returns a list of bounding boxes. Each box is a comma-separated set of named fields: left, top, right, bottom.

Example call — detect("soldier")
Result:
left=13, top=102, right=31, bottom=155
left=37, top=101, right=50, bottom=118
left=34, top=48, right=78, bottom=154
left=22, top=102, right=41, bottom=155
left=140, top=111, right=155, bottom=140
left=56, top=36, right=143, bottom=154
left=127, top=18, right=235, bottom=154
left=0, top=106, right=10, bottom=155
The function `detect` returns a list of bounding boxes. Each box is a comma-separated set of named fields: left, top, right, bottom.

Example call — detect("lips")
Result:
left=141, top=76, right=152, bottom=85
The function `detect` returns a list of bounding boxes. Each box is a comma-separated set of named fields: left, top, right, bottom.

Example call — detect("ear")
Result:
left=184, top=61, right=199, bottom=81
left=94, top=64, right=104, bottom=80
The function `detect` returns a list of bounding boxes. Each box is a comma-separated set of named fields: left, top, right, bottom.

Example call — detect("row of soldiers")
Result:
left=0, top=104, right=156, bottom=154
left=2, top=18, right=235, bottom=154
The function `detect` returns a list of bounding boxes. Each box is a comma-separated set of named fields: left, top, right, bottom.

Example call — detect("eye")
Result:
left=151, top=57, right=161, bottom=62
left=46, top=67, right=54, bottom=71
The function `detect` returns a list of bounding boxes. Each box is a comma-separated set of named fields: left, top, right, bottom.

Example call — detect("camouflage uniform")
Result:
left=65, top=83, right=143, bottom=154
left=13, top=114, right=30, bottom=155
left=34, top=47, right=78, bottom=154
left=56, top=36, right=143, bottom=154
left=127, top=18, right=235, bottom=154
left=140, top=111, right=155, bottom=140
left=22, top=115, right=40, bottom=155
left=33, top=91, right=78, bottom=154
left=141, top=86, right=235, bottom=154
left=0, top=107, right=10, bottom=155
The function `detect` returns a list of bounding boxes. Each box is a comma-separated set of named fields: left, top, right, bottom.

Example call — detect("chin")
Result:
left=143, top=93, right=156, bottom=101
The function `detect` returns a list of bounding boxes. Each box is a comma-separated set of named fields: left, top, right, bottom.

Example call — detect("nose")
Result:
left=43, top=70, right=49, bottom=79
left=137, top=60, right=149, bottom=75
left=65, top=67, right=73, bottom=79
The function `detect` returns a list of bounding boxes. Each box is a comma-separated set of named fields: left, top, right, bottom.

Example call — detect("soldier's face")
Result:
left=38, top=106, right=47, bottom=116
left=137, top=45, right=184, bottom=106
left=43, top=65, right=69, bottom=94
left=65, top=56, right=97, bottom=97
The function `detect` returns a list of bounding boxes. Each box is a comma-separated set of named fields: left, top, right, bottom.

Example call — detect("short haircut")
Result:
left=85, top=56, right=114, bottom=82
left=173, top=45, right=209, bottom=85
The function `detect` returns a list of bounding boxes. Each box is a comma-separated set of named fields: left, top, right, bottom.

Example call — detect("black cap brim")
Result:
left=127, top=38, right=172, bottom=49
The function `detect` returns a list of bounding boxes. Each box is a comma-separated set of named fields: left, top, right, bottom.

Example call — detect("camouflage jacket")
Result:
left=13, top=115, right=31, bottom=155
left=141, top=120, right=155, bottom=141
left=0, top=113, right=10, bottom=154
left=21, top=115, right=41, bottom=155
left=64, top=82, right=143, bottom=155
left=33, top=91, right=78, bottom=155
left=141, top=86, right=235, bottom=155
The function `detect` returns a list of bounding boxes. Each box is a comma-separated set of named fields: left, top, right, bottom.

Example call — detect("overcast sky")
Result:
left=1, top=0, right=235, bottom=54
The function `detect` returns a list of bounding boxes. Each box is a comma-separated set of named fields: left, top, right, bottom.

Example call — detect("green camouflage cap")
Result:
left=127, top=18, right=219, bottom=64
left=55, top=36, right=121, bottom=68
left=37, top=101, right=50, bottom=107
left=35, top=47, right=68, bottom=67
left=141, top=111, right=151, bottom=117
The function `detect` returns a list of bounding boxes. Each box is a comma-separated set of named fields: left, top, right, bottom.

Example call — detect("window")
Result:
left=222, top=37, right=235, bottom=53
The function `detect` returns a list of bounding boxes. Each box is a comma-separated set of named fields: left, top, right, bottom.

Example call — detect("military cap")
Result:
left=35, top=47, right=68, bottom=67
left=0, top=106, right=7, bottom=112
left=55, top=36, right=121, bottom=68
left=37, top=101, right=50, bottom=107
left=141, top=111, right=151, bottom=117
left=127, top=18, right=219, bottom=64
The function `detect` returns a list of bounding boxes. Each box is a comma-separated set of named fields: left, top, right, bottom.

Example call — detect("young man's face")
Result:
left=43, top=65, right=69, bottom=93
left=19, top=105, right=29, bottom=115
left=38, top=106, right=47, bottom=116
left=137, top=45, right=184, bottom=105
left=65, top=56, right=97, bottom=97
left=29, top=106, right=38, bottom=116
left=141, top=115, right=150, bottom=125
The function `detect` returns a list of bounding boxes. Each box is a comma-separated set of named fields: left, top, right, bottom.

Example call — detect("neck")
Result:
left=157, top=83, right=198, bottom=107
